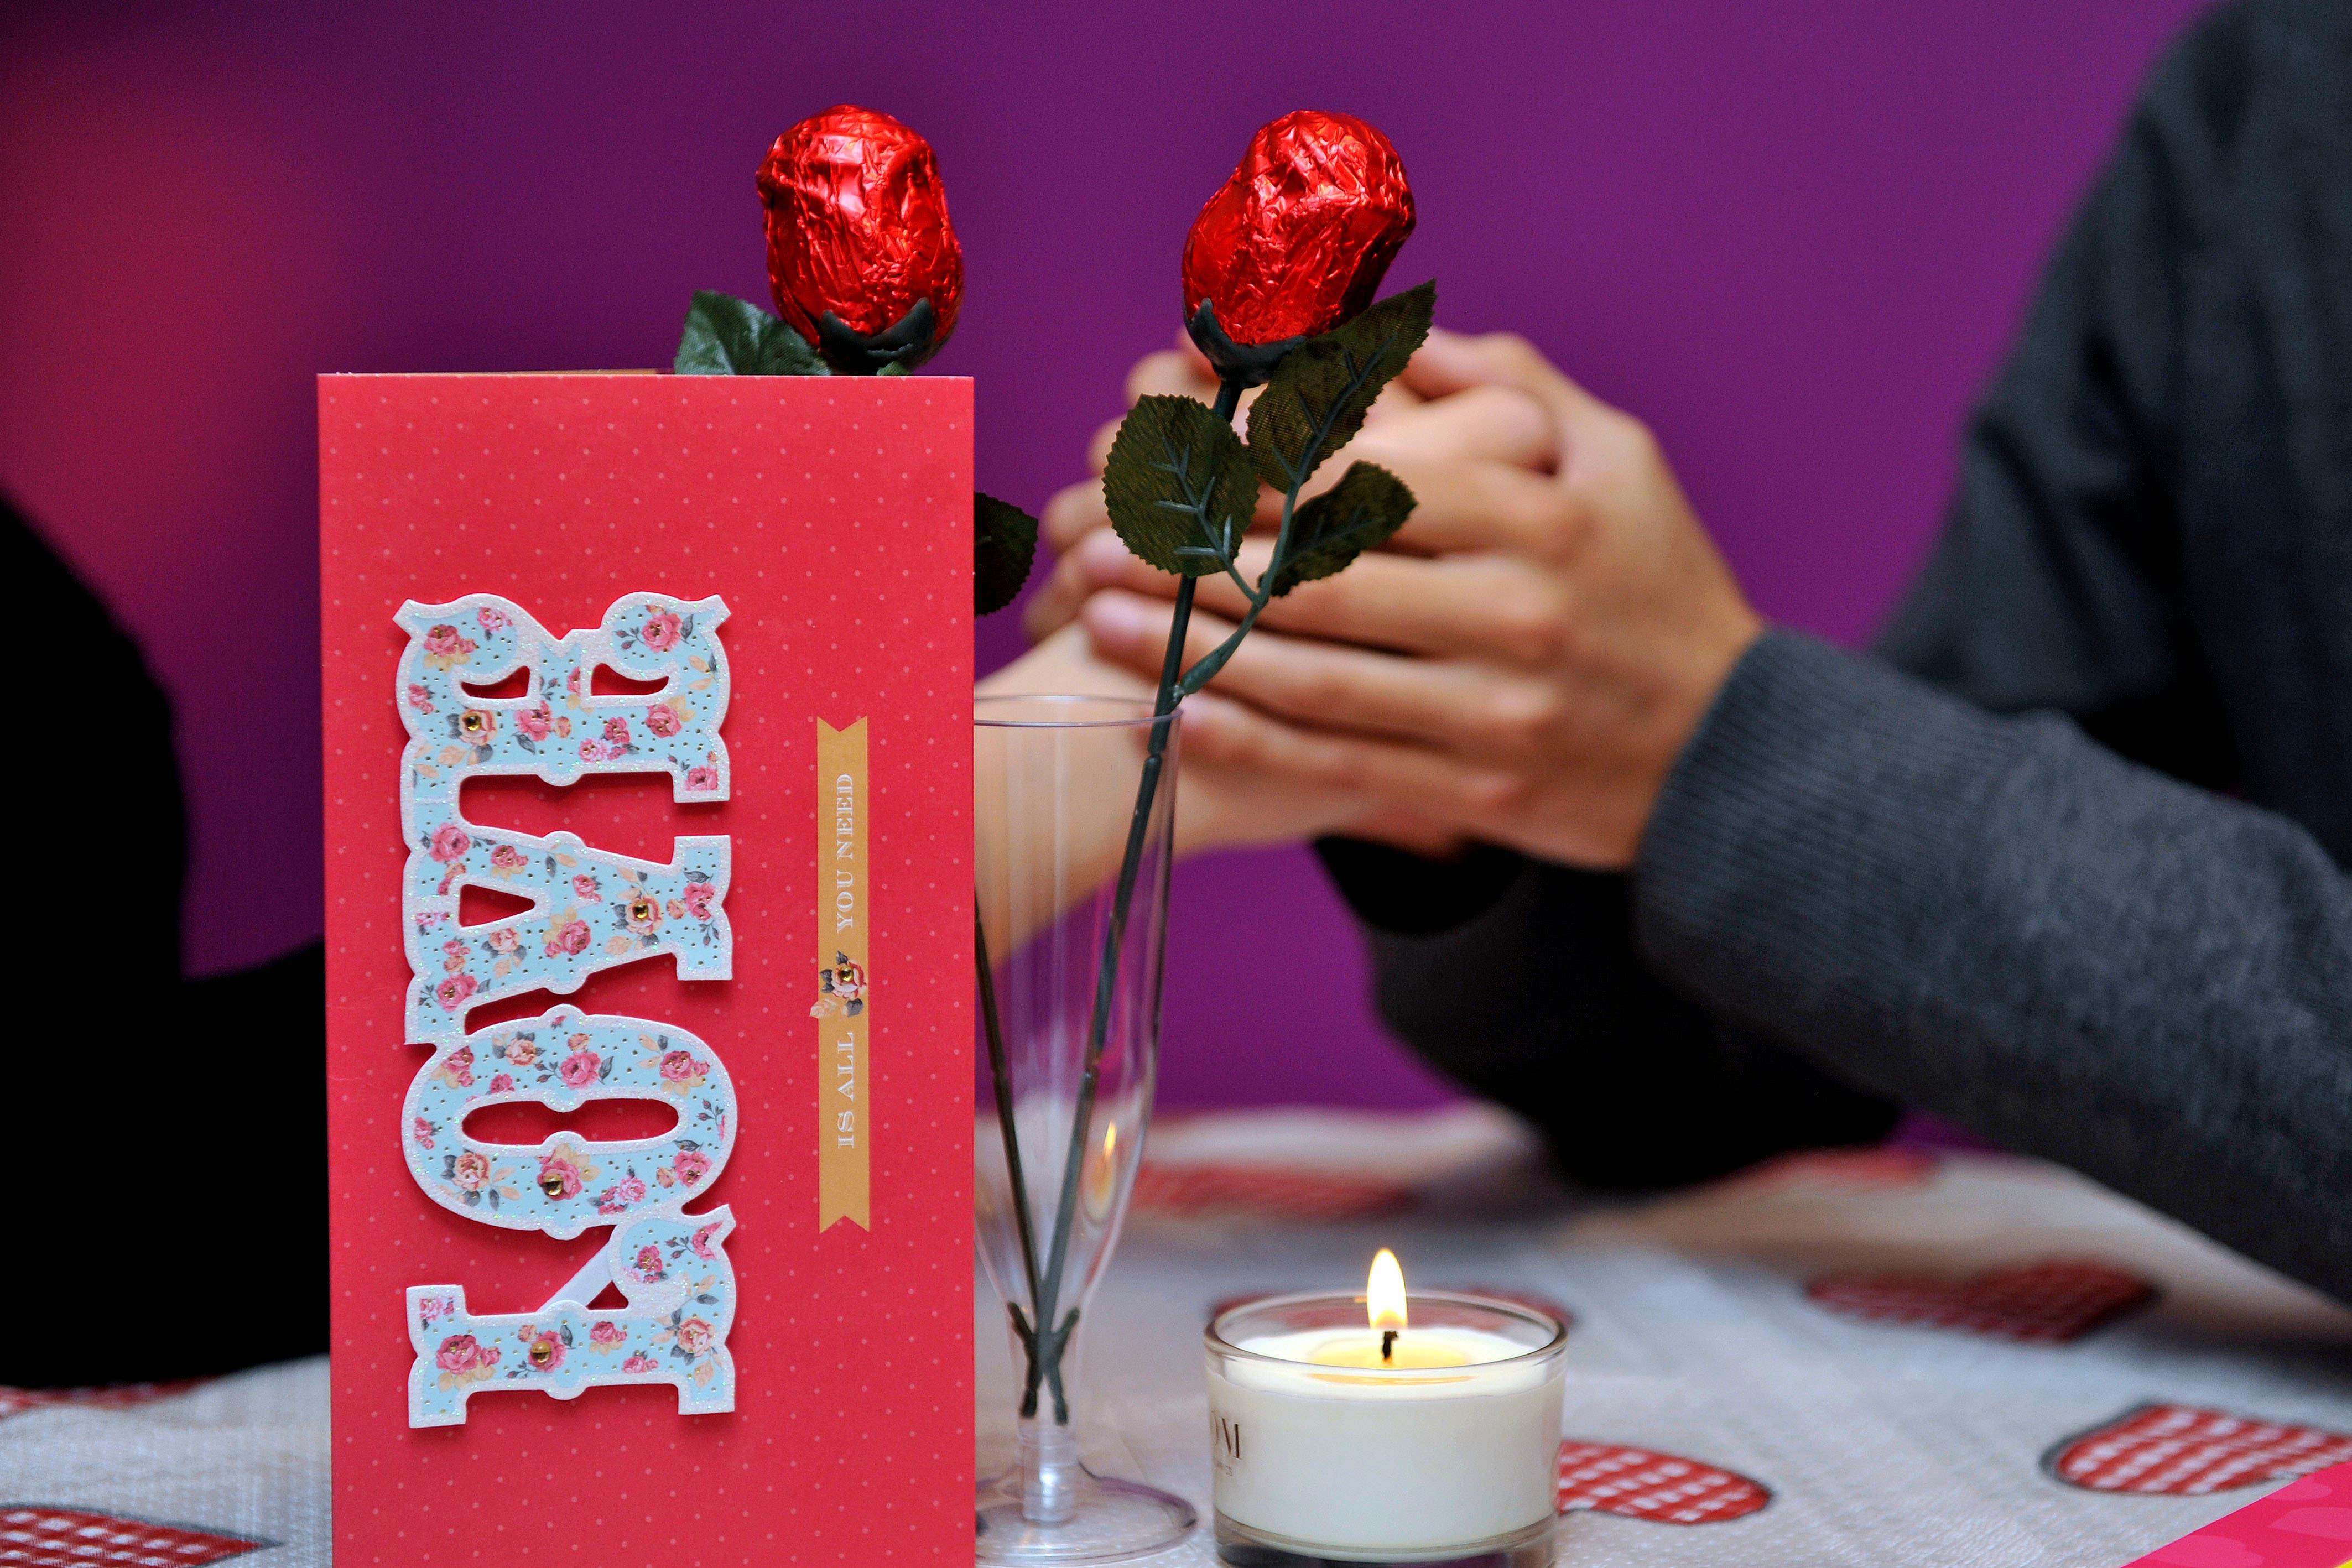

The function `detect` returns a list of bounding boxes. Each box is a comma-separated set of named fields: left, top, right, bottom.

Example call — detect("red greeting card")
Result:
left=319, top=373, right=972, bottom=1564
left=2120, top=1459, right=2352, bottom=1566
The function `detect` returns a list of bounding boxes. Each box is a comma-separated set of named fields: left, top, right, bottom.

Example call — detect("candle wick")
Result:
left=1381, top=1329, right=1397, bottom=1363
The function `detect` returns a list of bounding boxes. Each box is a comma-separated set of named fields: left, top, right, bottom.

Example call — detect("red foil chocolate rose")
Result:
left=757, top=105, right=963, bottom=373
left=1182, top=110, right=1416, bottom=380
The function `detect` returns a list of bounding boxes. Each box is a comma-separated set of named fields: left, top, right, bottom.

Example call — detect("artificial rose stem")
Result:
left=1016, top=377, right=1241, bottom=1421
left=975, top=911, right=1044, bottom=1322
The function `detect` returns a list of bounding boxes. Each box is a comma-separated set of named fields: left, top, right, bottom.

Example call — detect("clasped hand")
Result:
left=1007, top=327, right=1764, bottom=872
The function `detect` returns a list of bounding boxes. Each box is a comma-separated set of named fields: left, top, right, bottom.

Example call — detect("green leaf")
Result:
left=974, top=493, right=1040, bottom=615
left=1245, top=281, right=1434, bottom=492
left=1268, top=462, right=1416, bottom=597
left=1101, top=395, right=1258, bottom=579
left=673, top=290, right=828, bottom=376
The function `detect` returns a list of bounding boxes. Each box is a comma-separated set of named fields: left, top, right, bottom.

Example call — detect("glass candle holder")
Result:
left=976, top=695, right=1194, bottom=1564
left=1205, top=1291, right=1567, bottom=1567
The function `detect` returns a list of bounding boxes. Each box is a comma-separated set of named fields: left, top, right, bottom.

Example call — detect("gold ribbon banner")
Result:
left=815, top=718, right=871, bottom=1231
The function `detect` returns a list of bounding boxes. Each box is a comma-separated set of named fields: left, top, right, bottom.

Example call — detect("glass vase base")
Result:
left=977, top=1468, right=1199, bottom=1565
left=1213, top=1512, right=1554, bottom=1567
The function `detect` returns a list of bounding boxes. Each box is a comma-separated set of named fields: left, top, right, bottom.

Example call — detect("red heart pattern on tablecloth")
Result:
left=0, top=1506, right=266, bottom=1565
left=0, top=1381, right=205, bottom=1423
left=2049, top=1405, right=2352, bottom=1496
left=1807, top=1258, right=2155, bottom=1343
left=1131, top=1163, right=1412, bottom=1222
left=1557, top=1441, right=1771, bottom=1524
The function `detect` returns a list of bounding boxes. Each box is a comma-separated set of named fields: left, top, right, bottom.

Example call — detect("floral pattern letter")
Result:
left=395, top=593, right=738, bottom=1428
left=398, top=593, right=733, bottom=1044
left=402, top=1008, right=740, bottom=1425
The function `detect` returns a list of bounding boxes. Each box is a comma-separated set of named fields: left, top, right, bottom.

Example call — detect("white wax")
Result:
left=1207, top=1325, right=1564, bottom=1555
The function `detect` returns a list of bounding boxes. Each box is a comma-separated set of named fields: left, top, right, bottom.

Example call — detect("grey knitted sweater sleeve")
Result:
left=1639, top=632, right=2352, bottom=1300
left=1321, top=1, right=2352, bottom=1299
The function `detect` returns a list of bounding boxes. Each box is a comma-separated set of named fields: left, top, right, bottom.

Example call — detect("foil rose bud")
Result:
left=1182, top=110, right=1416, bottom=383
left=757, top=105, right=963, bottom=374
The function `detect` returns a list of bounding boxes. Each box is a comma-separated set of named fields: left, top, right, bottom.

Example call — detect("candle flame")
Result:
left=1367, top=1248, right=1407, bottom=1333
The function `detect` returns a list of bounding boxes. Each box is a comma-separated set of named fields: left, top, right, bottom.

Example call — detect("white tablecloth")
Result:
left=978, top=1106, right=2352, bottom=1567
left=8, top=1106, right=2350, bottom=1566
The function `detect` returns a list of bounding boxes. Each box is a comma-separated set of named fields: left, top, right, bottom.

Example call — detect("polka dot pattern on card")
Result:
left=318, top=374, right=973, bottom=1564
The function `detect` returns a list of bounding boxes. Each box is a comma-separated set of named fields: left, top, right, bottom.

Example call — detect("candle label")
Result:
left=813, top=718, right=870, bottom=1231
left=395, top=593, right=741, bottom=1427
left=1211, top=1410, right=1245, bottom=1481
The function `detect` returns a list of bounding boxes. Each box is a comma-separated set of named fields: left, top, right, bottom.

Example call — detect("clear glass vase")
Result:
left=974, top=694, right=1196, bottom=1564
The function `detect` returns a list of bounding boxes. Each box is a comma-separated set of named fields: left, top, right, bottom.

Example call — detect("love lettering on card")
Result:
left=321, top=374, right=972, bottom=1562
left=397, top=591, right=741, bottom=1425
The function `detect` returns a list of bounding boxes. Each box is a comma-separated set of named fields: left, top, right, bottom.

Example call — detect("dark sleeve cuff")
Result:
left=1632, top=626, right=2001, bottom=1010
left=1312, top=837, right=1529, bottom=937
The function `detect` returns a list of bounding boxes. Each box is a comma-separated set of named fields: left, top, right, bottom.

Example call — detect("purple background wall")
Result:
left=0, top=0, right=2206, bottom=1107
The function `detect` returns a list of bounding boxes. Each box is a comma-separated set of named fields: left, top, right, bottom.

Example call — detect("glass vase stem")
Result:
left=1018, top=1416, right=1081, bottom=1527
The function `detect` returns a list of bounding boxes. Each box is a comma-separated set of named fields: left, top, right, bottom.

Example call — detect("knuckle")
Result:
left=1336, top=422, right=1398, bottom=465
left=1284, top=571, right=1355, bottom=625
left=1182, top=702, right=1238, bottom=761
left=1487, top=581, right=1571, bottom=664
left=1123, top=351, right=1191, bottom=404
left=1464, top=770, right=1532, bottom=814
left=1043, top=482, right=1103, bottom=547
left=1454, top=386, right=1550, bottom=456
left=1218, top=720, right=1269, bottom=770
left=1047, top=549, right=1090, bottom=602
left=1479, top=331, right=1539, bottom=371
left=1087, top=419, right=1122, bottom=474
left=1476, top=686, right=1565, bottom=754
left=1521, top=487, right=1590, bottom=561
left=1295, top=737, right=1356, bottom=787
left=1281, top=655, right=1352, bottom=718
left=1609, top=411, right=1662, bottom=466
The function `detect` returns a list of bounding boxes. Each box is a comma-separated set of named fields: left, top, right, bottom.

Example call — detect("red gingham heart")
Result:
left=1557, top=1441, right=1771, bottom=1524
left=1807, top=1258, right=2154, bottom=1343
left=0, top=1506, right=266, bottom=1566
left=2048, top=1404, right=2352, bottom=1496
left=1131, top=1163, right=1411, bottom=1223
left=0, top=1382, right=204, bottom=1423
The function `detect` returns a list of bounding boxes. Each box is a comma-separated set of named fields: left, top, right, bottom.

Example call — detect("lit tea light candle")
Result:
left=1205, top=1251, right=1567, bottom=1566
